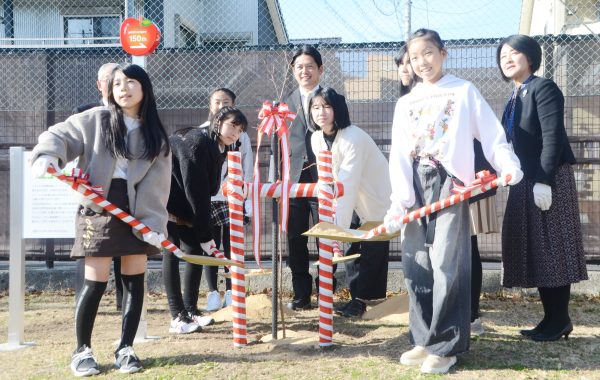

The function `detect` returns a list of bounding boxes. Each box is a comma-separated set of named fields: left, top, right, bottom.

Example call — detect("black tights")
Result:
left=75, top=273, right=145, bottom=351
left=118, top=273, right=145, bottom=350
left=163, top=224, right=204, bottom=318
left=75, top=279, right=107, bottom=349
left=538, top=285, right=571, bottom=332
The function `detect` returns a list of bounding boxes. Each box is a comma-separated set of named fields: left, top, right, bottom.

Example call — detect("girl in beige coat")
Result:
left=31, top=64, right=171, bottom=376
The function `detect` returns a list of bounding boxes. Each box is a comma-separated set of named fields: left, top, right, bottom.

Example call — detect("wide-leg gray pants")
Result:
left=401, top=163, right=471, bottom=356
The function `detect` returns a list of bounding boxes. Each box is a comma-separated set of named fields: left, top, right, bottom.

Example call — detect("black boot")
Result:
left=531, top=285, right=573, bottom=342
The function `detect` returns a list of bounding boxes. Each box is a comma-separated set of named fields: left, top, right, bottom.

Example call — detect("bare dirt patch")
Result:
left=1, top=291, right=600, bottom=379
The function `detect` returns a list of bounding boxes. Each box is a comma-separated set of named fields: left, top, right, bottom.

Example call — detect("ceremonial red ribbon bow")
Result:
left=65, top=168, right=104, bottom=195
left=251, top=101, right=297, bottom=266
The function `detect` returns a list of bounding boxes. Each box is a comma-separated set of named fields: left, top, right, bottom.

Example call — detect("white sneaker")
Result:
left=471, top=318, right=485, bottom=336
left=189, top=310, right=214, bottom=327
left=114, top=345, right=142, bottom=374
left=223, top=290, right=232, bottom=307
left=206, top=290, right=221, bottom=311
left=169, top=313, right=200, bottom=334
left=420, top=355, right=457, bottom=374
left=400, top=345, right=428, bottom=366
left=70, top=345, right=100, bottom=377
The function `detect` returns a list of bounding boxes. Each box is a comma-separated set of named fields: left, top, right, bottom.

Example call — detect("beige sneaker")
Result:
left=420, top=354, right=457, bottom=374
left=399, top=346, right=428, bottom=366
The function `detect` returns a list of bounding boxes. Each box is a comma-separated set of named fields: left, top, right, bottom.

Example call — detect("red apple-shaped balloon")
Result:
left=120, top=17, right=161, bottom=56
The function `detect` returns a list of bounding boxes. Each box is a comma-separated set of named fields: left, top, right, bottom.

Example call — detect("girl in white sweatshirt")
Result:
left=384, top=29, right=523, bottom=374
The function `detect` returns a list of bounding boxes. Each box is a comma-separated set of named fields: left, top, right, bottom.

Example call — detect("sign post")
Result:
left=0, top=147, right=34, bottom=351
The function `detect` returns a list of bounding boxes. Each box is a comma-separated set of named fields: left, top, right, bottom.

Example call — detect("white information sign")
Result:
left=22, top=152, right=79, bottom=238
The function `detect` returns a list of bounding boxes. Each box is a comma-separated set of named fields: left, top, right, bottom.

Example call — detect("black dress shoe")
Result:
left=530, top=322, right=573, bottom=342
left=334, top=301, right=351, bottom=315
left=287, top=298, right=313, bottom=311
left=519, top=319, right=547, bottom=337
left=342, top=299, right=366, bottom=318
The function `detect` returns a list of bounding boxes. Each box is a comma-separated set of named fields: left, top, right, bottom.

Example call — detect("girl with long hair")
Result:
left=163, top=106, right=247, bottom=333
left=31, top=63, right=171, bottom=376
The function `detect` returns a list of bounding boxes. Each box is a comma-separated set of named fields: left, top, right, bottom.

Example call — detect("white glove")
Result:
left=244, top=199, right=253, bottom=218
left=533, top=183, right=552, bottom=211
left=200, top=239, right=218, bottom=256
left=383, top=211, right=405, bottom=234
left=499, top=166, right=524, bottom=186
left=31, top=155, right=59, bottom=178
left=142, top=231, right=166, bottom=249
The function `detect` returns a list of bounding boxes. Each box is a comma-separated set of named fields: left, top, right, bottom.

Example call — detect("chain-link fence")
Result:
left=1, top=0, right=599, bottom=263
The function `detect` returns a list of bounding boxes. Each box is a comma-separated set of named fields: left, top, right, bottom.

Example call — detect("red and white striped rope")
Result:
left=226, top=152, right=248, bottom=348
left=316, top=151, right=335, bottom=347
left=246, top=181, right=344, bottom=199
left=47, top=166, right=183, bottom=258
left=360, top=171, right=506, bottom=240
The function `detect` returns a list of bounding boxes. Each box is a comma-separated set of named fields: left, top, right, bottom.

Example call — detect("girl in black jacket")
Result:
left=163, top=106, right=247, bottom=334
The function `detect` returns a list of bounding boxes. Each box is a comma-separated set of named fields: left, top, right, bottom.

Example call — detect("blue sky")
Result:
left=279, top=0, right=524, bottom=42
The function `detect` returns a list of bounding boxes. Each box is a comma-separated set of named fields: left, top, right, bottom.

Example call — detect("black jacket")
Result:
left=72, top=101, right=103, bottom=114
left=502, top=76, right=575, bottom=186
left=167, top=128, right=224, bottom=243
left=270, top=88, right=319, bottom=183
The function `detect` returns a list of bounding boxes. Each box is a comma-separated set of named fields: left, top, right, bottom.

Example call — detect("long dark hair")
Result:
left=211, top=106, right=248, bottom=133
left=210, top=106, right=248, bottom=150
left=308, top=87, right=351, bottom=132
left=105, top=63, right=170, bottom=160
left=394, top=44, right=418, bottom=97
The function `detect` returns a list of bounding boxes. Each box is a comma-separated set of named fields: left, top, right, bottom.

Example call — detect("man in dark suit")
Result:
left=274, top=45, right=324, bottom=310
left=73, top=63, right=124, bottom=311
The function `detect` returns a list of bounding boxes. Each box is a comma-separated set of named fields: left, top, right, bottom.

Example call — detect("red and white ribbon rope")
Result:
left=251, top=101, right=296, bottom=266
left=205, top=243, right=231, bottom=270
left=316, top=151, right=336, bottom=347
left=46, top=167, right=183, bottom=258
left=361, top=171, right=506, bottom=240
left=245, top=181, right=344, bottom=200
left=226, top=152, right=248, bottom=348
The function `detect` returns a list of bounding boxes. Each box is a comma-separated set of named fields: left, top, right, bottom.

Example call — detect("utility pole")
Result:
left=403, top=0, right=412, bottom=40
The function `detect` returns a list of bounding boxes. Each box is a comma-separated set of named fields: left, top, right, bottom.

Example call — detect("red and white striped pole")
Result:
left=226, top=152, right=247, bottom=347
left=316, top=150, right=335, bottom=347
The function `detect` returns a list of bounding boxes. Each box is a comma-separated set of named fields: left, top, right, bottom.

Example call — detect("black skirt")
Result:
left=501, top=164, right=588, bottom=288
left=71, top=179, right=160, bottom=258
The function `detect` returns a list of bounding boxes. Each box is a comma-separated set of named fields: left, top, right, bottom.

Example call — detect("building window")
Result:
left=64, top=15, right=120, bottom=45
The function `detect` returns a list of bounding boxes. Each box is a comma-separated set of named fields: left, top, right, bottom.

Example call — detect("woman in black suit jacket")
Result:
left=497, top=35, right=587, bottom=342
